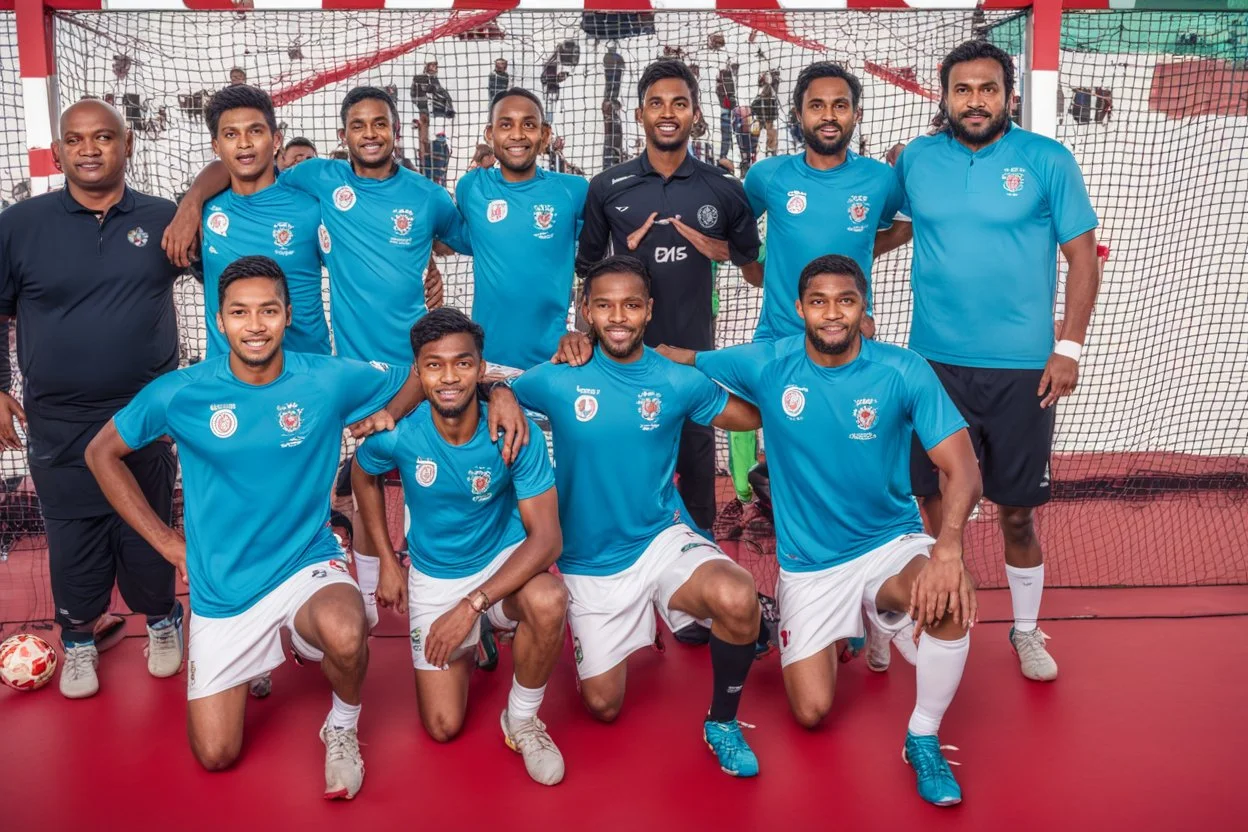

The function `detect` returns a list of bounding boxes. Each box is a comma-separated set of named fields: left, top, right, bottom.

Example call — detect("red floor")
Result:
left=2, top=591, right=1245, bottom=830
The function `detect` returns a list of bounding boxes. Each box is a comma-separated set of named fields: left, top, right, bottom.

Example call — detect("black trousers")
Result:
left=676, top=421, right=717, bottom=532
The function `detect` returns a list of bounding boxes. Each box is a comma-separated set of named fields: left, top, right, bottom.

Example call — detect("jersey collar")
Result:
left=59, top=185, right=136, bottom=215
left=944, top=121, right=1016, bottom=159
left=639, top=150, right=697, bottom=180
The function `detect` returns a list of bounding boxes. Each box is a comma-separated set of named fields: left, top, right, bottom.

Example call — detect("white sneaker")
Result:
left=501, top=709, right=565, bottom=786
left=320, top=719, right=365, bottom=800
left=145, top=606, right=184, bottom=678
left=1010, top=627, right=1058, bottom=682
left=866, top=618, right=893, bottom=672
left=248, top=672, right=272, bottom=698
left=59, top=642, right=100, bottom=699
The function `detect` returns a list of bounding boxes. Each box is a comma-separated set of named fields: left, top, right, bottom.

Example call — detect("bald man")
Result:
left=0, top=100, right=186, bottom=699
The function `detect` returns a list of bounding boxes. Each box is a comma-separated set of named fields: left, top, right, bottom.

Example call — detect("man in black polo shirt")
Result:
left=0, top=100, right=185, bottom=699
left=575, top=59, right=762, bottom=533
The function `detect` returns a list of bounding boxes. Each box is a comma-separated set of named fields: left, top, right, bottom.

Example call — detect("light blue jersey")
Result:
left=279, top=158, right=469, bottom=365
left=896, top=125, right=1098, bottom=369
left=113, top=352, right=407, bottom=617
left=355, top=403, right=554, bottom=579
left=696, top=337, right=965, bottom=571
left=201, top=184, right=330, bottom=357
left=456, top=166, right=589, bottom=370
left=510, top=347, right=728, bottom=576
left=744, top=151, right=903, bottom=342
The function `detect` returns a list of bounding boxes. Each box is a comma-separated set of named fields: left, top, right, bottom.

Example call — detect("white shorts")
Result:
left=562, top=524, right=731, bottom=680
left=777, top=533, right=934, bottom=668
left=187, top=559, right=357, bottom=700
left=408, top=543, right=521, bottom=671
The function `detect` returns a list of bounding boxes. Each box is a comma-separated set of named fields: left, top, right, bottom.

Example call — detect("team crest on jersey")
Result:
left=637, top=391, right=662, bottom=430
left=415, top=458, right=438, bottom=487
left=533, top=204, right=556, bottom=239
left=272, top=222, right=294, bottom=252
left=468, top=467, right=493, bottom=502
left=317, top=224, right=331, bottom=254
left=277, top=402, right=303, bottom=433
left=697, top=204, right=719, bottom=229
left=847, top=194, right=870, bottom=226
left=1002, top=167, right=1026, bottom=195
left=786, top=190, right=807, bottom=215
left=574, top=394, right=598, bottom=422
left=392, top=208, right=414, bottom=237
left=487, top=199, right=508, bottom=223
left=851, top=397, right=879, bottom=441
left=126, top=227, right=149, bottom=247
left=207, top=210, right=230, bottom=237
left=209, top=404, right=238, bottom=439
left=781, top=385, right=806, bottom=419
left=332, top=185, right=356, bottom=212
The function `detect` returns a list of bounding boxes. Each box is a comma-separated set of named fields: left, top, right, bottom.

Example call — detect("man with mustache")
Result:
left=894, top=41, right=1100, bottom=683
left=574, top=59, right=762, bottom=537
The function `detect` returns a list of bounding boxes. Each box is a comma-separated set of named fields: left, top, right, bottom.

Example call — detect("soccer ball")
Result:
left=0, top=633, right=58, bottom=691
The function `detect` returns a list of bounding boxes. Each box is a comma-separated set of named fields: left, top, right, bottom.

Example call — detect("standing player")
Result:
left=744, top=61, right=905, bottom=342
left=575, top=59, right=763, bottom=534
left=199, top=85, right=329, bottom=356
left=455, top=88, right=588, bottom=372
left=895, top=41, right=1100, bottom=681
left=510, top=256, right=766, bottom=778
left=672, top=255, right=981, bottom=806
left=86, top=256, right=418, bottom=799
left=0, top=100, right=184, bottom=699
left=166, top=86, right=471, bottom=626
left=352, top=308, right=567, bottom=786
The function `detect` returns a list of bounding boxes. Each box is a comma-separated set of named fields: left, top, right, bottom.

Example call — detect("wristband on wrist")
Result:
left=1053, top=340, right=1083, bottom=362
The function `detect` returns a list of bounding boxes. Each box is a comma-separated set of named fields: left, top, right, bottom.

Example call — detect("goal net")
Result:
left=1, top=7, right=1245, bottom=634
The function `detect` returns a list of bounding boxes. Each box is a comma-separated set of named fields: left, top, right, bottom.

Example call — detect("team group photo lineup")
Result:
left=0, top=14, right=1121, bottom=812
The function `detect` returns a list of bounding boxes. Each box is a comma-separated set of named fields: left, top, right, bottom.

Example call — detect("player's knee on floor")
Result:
left=998, top=506, right=1037, bottom=547
left=580, top=685, right=624, bottom=723
left=790, top=690, right=834, bottom=730
left=515, top=575, right=569, bottom=632
left=421, top=709, right=465, bottom=744
left=191, top=737, right=242, bottom=772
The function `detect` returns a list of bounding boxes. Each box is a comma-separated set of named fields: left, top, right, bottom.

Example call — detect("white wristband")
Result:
left=1053, top=339, right=1083, bottom=362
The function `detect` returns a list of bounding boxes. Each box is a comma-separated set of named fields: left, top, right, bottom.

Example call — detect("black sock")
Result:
left=707, top=633, right=756, bottom=723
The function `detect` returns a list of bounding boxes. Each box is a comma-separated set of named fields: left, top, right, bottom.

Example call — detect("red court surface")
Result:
left=3, top=586, right=1246, bottom=831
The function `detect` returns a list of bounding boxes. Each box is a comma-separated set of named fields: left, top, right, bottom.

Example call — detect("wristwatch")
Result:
left=466, top=589, right=491, bottom=614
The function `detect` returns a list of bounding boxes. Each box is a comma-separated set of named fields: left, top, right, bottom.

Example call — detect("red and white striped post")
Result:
left=14, top=0, right=61, bottom=194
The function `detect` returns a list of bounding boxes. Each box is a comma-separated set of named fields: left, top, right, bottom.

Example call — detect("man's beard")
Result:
left=595, top=327, right=645, bottom=359
left=497, top=148, right=536, bottom=175
left=349, top=144, right=394, bottom=169
left=803, top=121, right=853, bottom=157
left=429, top=393, right=473, bottom=419
left=648, top=126, right=690, bottom=152
left=806, top=323, right=855, bottom=356
left=948, top=107, right=1009, bottom=146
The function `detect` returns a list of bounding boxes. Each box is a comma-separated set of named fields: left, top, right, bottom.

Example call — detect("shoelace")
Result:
left=63, top=645, right=96, bottom=678
left=513, top=717, right=558, bottom=754
left=324, top=727, right=361, bottom=763
left=1015, top=628, right=1052, bottom=657
left=904, top=739, right=962, bottom=777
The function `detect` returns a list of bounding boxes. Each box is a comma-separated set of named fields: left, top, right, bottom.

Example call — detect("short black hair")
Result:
left=792, top=61, right=863, bottom=112
left=284, top=136, right=316, bottom=153
left=797, top=254, right=867, bottom=300
left=340, top=86, right=399, bottom=127
left=205, top=84, right=278, bottom=138
left=218, top=255, right=289, bottom=310
left=489, top=87, right=546, bottom=123
left=581, top=255, right=651, bottom=302
left=636, top=59, right=700, bottom=109
left=409, top=307, right=485, bottom=359
left=939, top=40, right=1016, bottom=102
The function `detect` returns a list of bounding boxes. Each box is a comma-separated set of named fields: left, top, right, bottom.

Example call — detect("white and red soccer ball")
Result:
left=0, top=633, right=58, bottom=691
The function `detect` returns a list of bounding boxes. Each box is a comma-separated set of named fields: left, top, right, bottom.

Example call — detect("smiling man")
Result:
left=0, top=99, right=185, bottom=699
left=454, top=88, right=588, bottom=372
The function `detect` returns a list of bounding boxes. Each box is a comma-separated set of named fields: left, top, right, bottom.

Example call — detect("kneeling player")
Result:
left=86, top=256, right=420, bottom=800
left=511, top=255, right=766, bottom=778
left=685, top=255, right=981, bottom=805
left=352, top=308, right=568, bottom=786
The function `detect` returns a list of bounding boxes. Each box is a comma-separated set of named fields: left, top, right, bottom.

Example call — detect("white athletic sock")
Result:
left=908, top=631, right=969, bottom=737
left=328, top=692, right=361, bottom=731
left=1005, top=563, right=1044, bottom=633
left=354, top=552, right=380, bottom=602
left=507, top=679, right=546, bottom=723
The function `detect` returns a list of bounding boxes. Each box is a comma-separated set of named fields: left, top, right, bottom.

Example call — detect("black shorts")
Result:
left=38, top=440, right=177, bottom=629
left=910, top=361, right=1055, bottom=508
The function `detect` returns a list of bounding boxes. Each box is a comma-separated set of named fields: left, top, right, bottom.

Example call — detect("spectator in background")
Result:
left=278, top=137, right=317, bottom=170
left=427, top=132, right=451, bottom=186
left=715, top=62, right=739, bottom=161
left=410, top=59, right=456, bottom=122
left=542, top=40, right=580, bottom=123
left=603, top=45, right=624, bottom=102
left=471, top=143, right=496, bottom=170
left=229, top=67, right=246, bottom=86
left=488, top=58, right=510, bottom=103
left=752, top=71, right=780, bottom=157
left=394, top=138, right=418, bottom=172
left=601, top=98, right=624, bottom=168
left=329, top=148, right=349, bottom=160
left=546, top=135, right=584, bottom=175
left=732, top=103, right=758, bottom=173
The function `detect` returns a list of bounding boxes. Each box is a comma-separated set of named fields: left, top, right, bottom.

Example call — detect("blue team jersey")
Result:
left=510, top=347, right=728, bottom=576
left=201, top=184, right=330, bottom=357
left=456, top=166, right=589, bottom=370
left=355, top=403, right=554, bottom=579
left=744, top=151, right=903, bottom=342
left=896, top=125, right=1098, bottom=369
left=113, top=352, right=408, bottom=617
left=279, top=158, right=470, bottom=365
left=696, top=337, right=966, bottom=571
